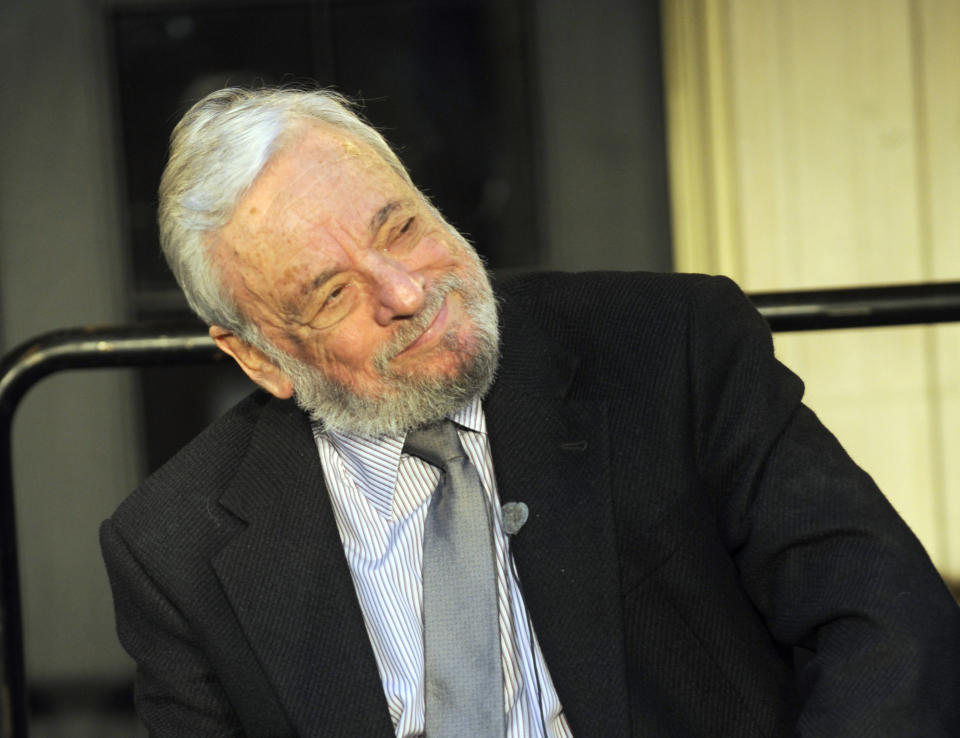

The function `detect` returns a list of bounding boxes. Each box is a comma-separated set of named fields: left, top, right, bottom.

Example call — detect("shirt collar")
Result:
left=317, top=396, right=486, bottom=519
left=450, top=395, right=485, bottom=434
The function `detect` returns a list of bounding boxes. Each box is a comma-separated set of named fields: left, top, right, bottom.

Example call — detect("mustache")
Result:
left=375, top=273, right=464, bottom=366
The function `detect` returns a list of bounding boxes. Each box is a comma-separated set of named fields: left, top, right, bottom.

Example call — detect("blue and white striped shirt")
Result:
left=313, top=397, right=573, bottom=737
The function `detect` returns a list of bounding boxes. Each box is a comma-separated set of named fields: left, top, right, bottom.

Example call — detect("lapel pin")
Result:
left=501, top=501, right=529, bottom=535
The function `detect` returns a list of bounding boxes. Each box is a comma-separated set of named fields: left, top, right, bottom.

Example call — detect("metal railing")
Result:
left=1, top=281, right=959, bottom=736
left=0, top=325, right=224, bottom=738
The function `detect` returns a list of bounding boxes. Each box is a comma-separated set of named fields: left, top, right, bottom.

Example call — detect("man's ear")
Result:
left=209, top=325, right=294, bottom=400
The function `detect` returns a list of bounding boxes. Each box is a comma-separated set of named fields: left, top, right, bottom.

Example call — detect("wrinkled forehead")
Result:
left=227, top=123, right=405, bottom=235
left=208, top=122, right=414, bottom=297
left=261, top=122, right=394, bottom=205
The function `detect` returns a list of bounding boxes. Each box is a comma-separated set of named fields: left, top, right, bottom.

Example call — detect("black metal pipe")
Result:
left=0, top=280, right=959, bottom=736
left=751, top=280, right=960, bottom=332
left=0, top=324, right=222, bottom=738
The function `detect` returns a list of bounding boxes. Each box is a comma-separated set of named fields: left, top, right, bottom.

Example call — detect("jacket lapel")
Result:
left=484, top=306, right=632, bottom=736
left=211, top=398, right=394, bottom=737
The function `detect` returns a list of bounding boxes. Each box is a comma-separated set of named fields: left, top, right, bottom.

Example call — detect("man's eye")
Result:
left=325, top=285, right=345, bottom=305
left=399, top=217, right=415, bottom=235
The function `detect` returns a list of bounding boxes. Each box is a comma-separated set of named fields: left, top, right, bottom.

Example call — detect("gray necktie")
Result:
left=404, top=420, right=505, bottom=738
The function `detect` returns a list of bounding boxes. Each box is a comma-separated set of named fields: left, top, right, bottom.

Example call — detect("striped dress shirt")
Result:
left=312, top=397, right=573, bottom=737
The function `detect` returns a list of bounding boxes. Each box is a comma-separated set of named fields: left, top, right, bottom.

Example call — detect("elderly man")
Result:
left=102, top=87, right=960, bottom=737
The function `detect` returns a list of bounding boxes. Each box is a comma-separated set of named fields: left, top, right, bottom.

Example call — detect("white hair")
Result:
left=158, top=86, right=415, bottom=341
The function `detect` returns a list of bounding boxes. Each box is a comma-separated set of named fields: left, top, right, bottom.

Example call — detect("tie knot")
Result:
left=402, top=419, right=465, bottom=469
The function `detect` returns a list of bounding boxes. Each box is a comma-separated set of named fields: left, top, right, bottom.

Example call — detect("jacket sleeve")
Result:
left=100, top=518, right=246, bottom=737
left=688, top=276, right=960, bottom=737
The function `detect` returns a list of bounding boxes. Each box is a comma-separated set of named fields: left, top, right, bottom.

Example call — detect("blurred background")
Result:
left=0, top=0, right=957, bottom=734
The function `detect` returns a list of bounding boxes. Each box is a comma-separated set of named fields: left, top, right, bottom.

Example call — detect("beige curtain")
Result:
left=661, top=0, right=960, bottom=581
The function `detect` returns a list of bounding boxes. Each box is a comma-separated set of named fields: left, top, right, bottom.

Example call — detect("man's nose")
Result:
left=368, top=256, right=426, bottom=325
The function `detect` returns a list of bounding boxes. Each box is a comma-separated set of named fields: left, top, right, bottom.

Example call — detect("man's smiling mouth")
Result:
left=395, top=295, right=450, bottom=357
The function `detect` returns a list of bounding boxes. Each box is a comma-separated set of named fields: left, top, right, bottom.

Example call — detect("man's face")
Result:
left=212, top=123, right=499, bottom=436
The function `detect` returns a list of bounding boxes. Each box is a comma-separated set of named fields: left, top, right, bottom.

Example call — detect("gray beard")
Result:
left=264, top=269, right=500, bottom=438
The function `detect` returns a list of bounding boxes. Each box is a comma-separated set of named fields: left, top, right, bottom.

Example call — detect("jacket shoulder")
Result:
left=496, top=270, right=750, bottom=332
left=495, top=270, right=763, bottom=362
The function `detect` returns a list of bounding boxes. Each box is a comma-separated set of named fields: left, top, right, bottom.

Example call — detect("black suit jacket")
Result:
left=102, top=272, right=960, bottom=737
